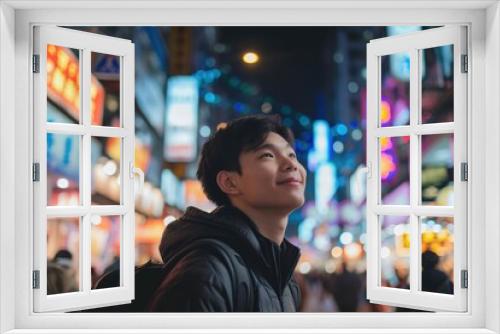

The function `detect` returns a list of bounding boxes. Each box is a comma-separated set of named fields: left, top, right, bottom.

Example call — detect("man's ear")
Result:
left=216, top=170, right=241, bottom=196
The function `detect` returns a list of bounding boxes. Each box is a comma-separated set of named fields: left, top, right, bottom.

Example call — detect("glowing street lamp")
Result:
left=242, top=51, right=259, bottom=64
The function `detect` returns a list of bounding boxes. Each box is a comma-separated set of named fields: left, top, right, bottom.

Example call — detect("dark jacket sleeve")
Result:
left=149, top=248, right=235, bottom=312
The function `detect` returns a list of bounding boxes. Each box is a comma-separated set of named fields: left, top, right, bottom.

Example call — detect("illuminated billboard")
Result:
left=164, top=76, right=199, bottom=162
left=46, top=103, right=80, bottom=180
left=315, top=162, right=336, bottom=215
left=386, top=26, right=424, bottom=81
left=46, top=45, right=105, bottom=125
left=161, top=169, right=185, bottom=209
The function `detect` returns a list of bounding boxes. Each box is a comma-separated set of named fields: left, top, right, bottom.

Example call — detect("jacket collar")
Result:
left=213, top=205, right=301, bottom=294
left=160, top=204, right=301, bottom=294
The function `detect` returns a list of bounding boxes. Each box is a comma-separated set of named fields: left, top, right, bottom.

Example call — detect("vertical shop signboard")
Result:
left=164, top=76, right=199, bottom=162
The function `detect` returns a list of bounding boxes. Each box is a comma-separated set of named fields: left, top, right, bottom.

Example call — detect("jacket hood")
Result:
left=159, top=205, right=301, bottom=293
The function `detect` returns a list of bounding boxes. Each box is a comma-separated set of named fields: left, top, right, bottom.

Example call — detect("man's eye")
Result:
left=289, top=152, right=297, bottom=159
left=260, top=152, right=274, bottom=158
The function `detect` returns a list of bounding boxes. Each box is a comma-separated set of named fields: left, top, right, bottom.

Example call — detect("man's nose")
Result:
left=283, top=157, right=298, bottom=171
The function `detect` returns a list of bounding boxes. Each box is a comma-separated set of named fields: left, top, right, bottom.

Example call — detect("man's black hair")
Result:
left=196, top=115, right=295, bottom=207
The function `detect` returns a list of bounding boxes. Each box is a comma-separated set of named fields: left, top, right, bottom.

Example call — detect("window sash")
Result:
left=32, top=25, right=136, bottom=312
left=366, top=25, right=468, bottom=312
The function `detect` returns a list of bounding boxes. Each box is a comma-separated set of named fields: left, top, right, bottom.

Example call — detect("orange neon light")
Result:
left=104, top=137, right=152, bottom=176
left=380, top=100, right=391, bottom=124
left=380, top=153, right=396, bottom=179
left=135, top=141, right=152, bottom=173
left=46, top=45, right=104, bottom=125
left=380, top=136, right=393, bottom=151
left=184, top=180, right=210, bottom=203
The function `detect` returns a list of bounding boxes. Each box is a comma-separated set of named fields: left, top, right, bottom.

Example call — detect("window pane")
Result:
left=91, top=52, right=119, bottom=127
left=92, top=137, right=121, bottom=205
left=47, top=133, right=80, bottom=206
left=421, top=134, right=454, bottom=206
left=47, top=217, right=80, bottom=294
left=380, top=136, right=410, bottom=205
left=380, top=215, right=410, bottom=289
left=46, top=45, right=80, bottom=124
left=421, top=45, right=454, bottom=124
left=380, top=53, right=410, bottom=127
left=421, top=216, right=454, bottom=294
left=91, top=215, right=121, bottom=289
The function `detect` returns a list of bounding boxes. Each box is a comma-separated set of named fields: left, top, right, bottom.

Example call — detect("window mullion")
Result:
left=409, top=47, right=420, bottom=293
left=374, top=126, right=411, bottom=137
left=373, top=123, right=454, bottom=138
left=81, top=48, right=92, bottom=293
left=414, top=122, right=454, bottom=135
left=46, top=123, right=86, bottom=135
left=89, top=126, right=127, bottom=138
left=79, top=215, right=90, bottom=292
left=374, top=205, right=411, bottom=215
left=374, top=205, right=454, bottom=216
left=89, top=205, right=127, bottom=216
left=413, top=206, right=454, bottom=216
left=46, top=206, right=87, bottom=217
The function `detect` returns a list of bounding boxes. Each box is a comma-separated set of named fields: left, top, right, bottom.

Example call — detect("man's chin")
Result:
left=255, top=196, right=305, bottom=212
left=281, top=197, right=305, bottom=212
left=294, top=197, right=306, bottom=210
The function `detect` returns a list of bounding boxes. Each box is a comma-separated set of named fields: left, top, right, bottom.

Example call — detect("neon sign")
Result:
left=47, top=45, right=105, bottom=125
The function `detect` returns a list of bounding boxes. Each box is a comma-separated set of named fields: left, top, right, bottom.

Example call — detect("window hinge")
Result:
left=461, top=162, right=468, bottom=181
left=33, top=270, right=40, bottom=289
left=461, top=269, right=468, bottom=289
left=33, top=163, right=40, bottom=182
left=461, top=54, right=468, bottom=73
left=32, top=55, right=40, bottom=73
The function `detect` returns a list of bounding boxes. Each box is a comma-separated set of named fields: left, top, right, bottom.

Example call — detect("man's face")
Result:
left=231, top=132, right=307, bottom=213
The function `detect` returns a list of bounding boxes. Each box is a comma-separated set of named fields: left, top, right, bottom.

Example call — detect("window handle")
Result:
left=129, top=162, right=144, bottom=194
left=360, top=163, right=371, bottom=179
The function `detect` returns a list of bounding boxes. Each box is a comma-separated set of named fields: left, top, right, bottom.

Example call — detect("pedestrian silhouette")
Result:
left=421, top=250, right=453, bottom=294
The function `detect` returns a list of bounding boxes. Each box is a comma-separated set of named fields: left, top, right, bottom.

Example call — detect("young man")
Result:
left=149, top=115, right=307, bottom=312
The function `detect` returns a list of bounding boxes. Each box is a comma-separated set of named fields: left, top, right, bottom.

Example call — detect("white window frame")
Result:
left=0, top=1, right=499, bottom=333
left=366, top=26, right=468, bottom=312
left=32, top=26, right=137, bottom=312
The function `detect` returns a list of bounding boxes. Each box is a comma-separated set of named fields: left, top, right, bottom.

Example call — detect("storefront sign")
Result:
left=164, top=76, right=199, bottom=162
left=47, top=45, right=105, bottom=125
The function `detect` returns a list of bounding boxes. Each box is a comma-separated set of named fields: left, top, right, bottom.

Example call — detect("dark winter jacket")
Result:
left=148, top=205, right=302, bottom=312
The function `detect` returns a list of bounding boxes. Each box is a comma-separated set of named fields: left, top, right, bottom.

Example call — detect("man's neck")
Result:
left=230, top=202, right=289, bottom=245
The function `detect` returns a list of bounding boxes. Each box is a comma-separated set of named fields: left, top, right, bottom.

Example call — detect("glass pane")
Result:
left=47, top=133, right=80, bottom=206
left=91, top=215, right=121, bottom=289
left=421, top=216, right=454, bottom=294
left=46, top=45, right=80, bottom=124
left=47, top=217, right=80, bottom=294
left=92, top=137, right=121, bottom=205
left=380, top=215, right=410, bottom=289
left=421, top=45, right=454, bottom=124
left=380, top=136, right=410, bottom=205
left=91, top=52, right=119, bottom=127
left=421, top=134, right=454, bottom=205
left=380, top=53, right=410, bottom=127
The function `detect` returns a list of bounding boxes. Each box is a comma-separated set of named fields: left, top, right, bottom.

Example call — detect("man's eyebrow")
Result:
left=254, top=142, right=293, bottom=152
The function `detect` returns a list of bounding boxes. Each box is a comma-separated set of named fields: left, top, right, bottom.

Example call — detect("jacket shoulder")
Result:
left=150, top=238, right=254, bottom=311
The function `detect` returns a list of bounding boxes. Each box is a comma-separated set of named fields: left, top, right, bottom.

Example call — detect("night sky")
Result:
left=216, top=27, right=332, bottom=117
